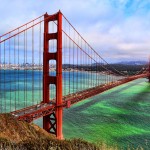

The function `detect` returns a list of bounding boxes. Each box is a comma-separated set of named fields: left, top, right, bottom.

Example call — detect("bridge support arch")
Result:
left=43, top=11, right=63, bottom=139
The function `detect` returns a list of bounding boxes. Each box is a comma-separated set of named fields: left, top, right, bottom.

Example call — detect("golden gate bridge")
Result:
left=0, top=11, right=150, bottom=140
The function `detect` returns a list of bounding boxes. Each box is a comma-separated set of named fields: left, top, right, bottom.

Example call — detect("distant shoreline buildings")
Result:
left=0, top=63, right=43, bottom=70
left=0, top=62, right=147, bottom=76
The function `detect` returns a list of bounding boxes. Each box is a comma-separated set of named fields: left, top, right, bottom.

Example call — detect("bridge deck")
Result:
left=11, top=73, right=149, bottom=122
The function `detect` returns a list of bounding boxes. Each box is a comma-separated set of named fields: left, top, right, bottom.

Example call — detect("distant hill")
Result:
left=115, top=61, right=148, bottom=65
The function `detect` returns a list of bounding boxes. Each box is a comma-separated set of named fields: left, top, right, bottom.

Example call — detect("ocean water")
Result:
left=0, top=70, right=119, bottom=112
left=0, top=70, right=150, bottom=149
left=63, top=78, right=150, bottom=149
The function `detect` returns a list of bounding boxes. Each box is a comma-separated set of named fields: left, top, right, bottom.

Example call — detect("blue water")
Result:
left=0, top=70, right=119, bottom=112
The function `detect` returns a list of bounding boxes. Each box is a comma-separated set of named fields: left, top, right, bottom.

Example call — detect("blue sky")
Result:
left=0, top=0, right=150, bottom=63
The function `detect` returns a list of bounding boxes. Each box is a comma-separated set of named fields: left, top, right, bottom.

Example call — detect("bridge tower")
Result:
left=43, top=11, right=63, bottom=139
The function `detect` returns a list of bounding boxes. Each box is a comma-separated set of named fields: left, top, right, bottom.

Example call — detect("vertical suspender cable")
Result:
left=84, top=41, right=85, bottom=89
left=107, top=65, right=109, bottom=84
left=9, top=34, right=11, bottom=111
left=77, top=34, right=79, bottom=92
left=87, top=45, right=88, bottom=88
left=91, top=48, right=92, bottom=88
left=105, top=63, right=107, bottom=84
left=14, top=36, right=16, bottom=111
left=64, top=19, right=66, bottom=96
left=73, top=30, right=75, bottom=93
left=39, top=20, right=42, bottom=102
left=4, top=41, right=6, bottom=112
left=53, top=22, right=55, bottom=97
left=24, top=31, right=26, bottom=108
left=81, top=37, right=83, bottom=90
left=32, top=22, right=34, bottom=105
left=108, top=71, right=110, bottom=84
left=79, top=37, right=81, bottom=90
left=69, top=24, right=70, bottom=94
left=96, top=53, right=98, bottom=86
left=64, top=23, right=66, bottom=96
left=25, top=25, right=28, bottom=107
left=94, top=50, right=95, bottom=86
left=92, top=50, right=93, bottom=87
left=100, top=59, right=101, bottom=85
left=83, top=40, right=84, bottom=89
left=17, top=29, right=19, bottom=107
left=85, top=43, right=86, bottom=89
left=87, top=46, right=91, bottom=88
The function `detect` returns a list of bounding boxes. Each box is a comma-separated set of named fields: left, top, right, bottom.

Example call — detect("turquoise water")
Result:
left=63, top=78, right=150, bottom=149
left=0, top=70, right=119, bottom=112
left=0, top=70, right=150, bottom=149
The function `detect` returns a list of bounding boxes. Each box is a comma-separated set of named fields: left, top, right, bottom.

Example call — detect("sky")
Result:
left=0, top=0, right=150, bottom=63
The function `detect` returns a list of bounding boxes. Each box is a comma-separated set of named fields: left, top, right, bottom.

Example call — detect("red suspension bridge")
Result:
left=0, top=11, right=150, bottom=140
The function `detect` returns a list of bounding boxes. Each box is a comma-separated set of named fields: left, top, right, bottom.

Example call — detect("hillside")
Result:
left=0, top=114, right=55, bottom=143
left=0, top=114, right=101, bottom=150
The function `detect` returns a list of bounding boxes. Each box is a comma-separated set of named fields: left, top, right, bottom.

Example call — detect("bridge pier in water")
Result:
left=43, top=11, right=63, bottom=139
